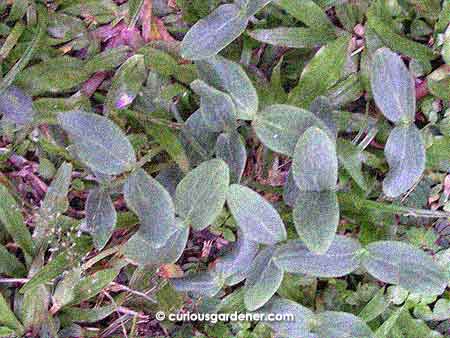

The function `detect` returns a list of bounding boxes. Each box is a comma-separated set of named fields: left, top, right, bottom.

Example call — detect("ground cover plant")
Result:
left=0, top=0, right=449, bottom=337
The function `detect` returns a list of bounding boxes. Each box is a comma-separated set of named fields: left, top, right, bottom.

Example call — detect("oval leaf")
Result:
left=274, top=235, right=362, bottom=277
left=362, top=241, right=448, bottom=296
left=253, top=104, right=331, bottom=156
left=124, top=169, right=177, bottom=247
left=258, top=297, right=315, bottom=338
left=370, top=48, right=416, bottom=123
left=293, top=191, right=339, bottom=254
left=249, top=27, right=332, bottom=49
left=244, top=246, right=284, bottom=311
left=105, top=54, right=146, bottom=111
left=124, top=223, right=189, bottom=266
left=0, top=86, right=35, bottom=126
left=283, top=167, right=300, bottom=207
left=383, top=124, right=425, bottom=198
left=175, top=159, right=229, bottom=230
left=292, top=127, right=338, bottom=192
left=314, top=311, right=375, bottom=338
left=180, top=4, right=248, bottom=60
left=190, top=79, right=237, bottom=132
left=215, top=132, right=247, bottom=183
left=58, top=111, right=136, bottom=175
left=213, top=233, right=259, bottom=278
left=227, top=184, right=287, bottom=245
left=196, top=55, right=258, bottom=120
left=86, top=187, right=116, bottom=250
left=171, top=271, right=223, bottom=297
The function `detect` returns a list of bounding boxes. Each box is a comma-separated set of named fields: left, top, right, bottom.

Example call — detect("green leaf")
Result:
left=283, top=168, right=300, bottom=207
left=292, top=127, right=338, bottom=192
left=124, top=169, right=177, bottom=247
left=196, top=55, right=258, bottom=120
left=0, top=327, right=15, bottom=337
left=0, top=292, right=23, bottom=333
left=249, top=27, right=333, bottom=49
left=275, top=0, right=336, bottom=36
left=71, top=268, right=119, bottom=305
left=358, top=287, right=389, bottom=322
left=367, top=9, right=433, bottom=65
left=40, top=162, right=72, bottom=217
left=293, top=191, right=339, bottom=254
left=383, top=124, right=425, bottom=198
left=215, top=132, right=247, bottom=183
left=0, top=184, right=34, bottom=257
left=314, top=311, right=375, bottom=338
left=86, top=187, right=116, bottom=250
left=288, top=34, right=351, bottom=108
left=53, top=269, right=81, bottom=310
left=258, top=297, right=314, bottom=338
left=84, top=46, right=131, bottom=74
left=15, top=56, right=90, bottom=96
left=426, top=136, right=450, bottom=171
left=124, top=224, right=189, bottom=266
left=431, top=299, right=450, bottom=320
left=0, top=85, right=35, bottom=127
left=213, top=233, right=259, bottom=278
left=59, top=303, right=117, bottom=323
left=171, top=271, right=223, bottom=297
left=180, top=4, right=248, bottom=60
left=145, top=123, right=190, bottom=173
left=0, top=244, right=26, bottom=277
left=175, top=159, right=229, bottom=230
left=58, top=111, right=136, bottom=175
left=0, top=4, right=47, bottom=96
left=105, top=54, right=146, bottom=111
left=253, top=104, right=331, bottom=156
left=370, top=48, right=416, bottom=123
left=20, top=237, right=92, bottom=293
left=274, top=235, right=362, bottom=277
left=361, top=241, right=448, bottom=295
left=227, top=184, right=287, bottom=245
left=190, top=79, right=237, bottom=132
left=337, top=139, right=368, bottom=190
left=244, top=246, right=284, bottom=311
left=241, top=0, right=272, bottom=17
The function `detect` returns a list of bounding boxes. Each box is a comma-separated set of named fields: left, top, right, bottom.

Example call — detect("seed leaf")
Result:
left=274, top=235, right=362, bottom=277
left=175, top=159, right=229, bottom=230
left=293, top=191, right=339, bottom=254
left=361, top=241, right=448, bottom=296
left=58, top=111, right=136, bottom=175
left=370, top=48, right=416, bottom=123
left=124, top=169, right=177, bottom=247
left=180, top=4, right=248, bottom=60
left=227, top=184, right=287, bottom=245
left=253, top=104, right=331, bottom=156
left=383, top=124, right=425, bottom=198
left=292, top=127, right=338, bottom=192
left=244, top=246, right=284, bottom=311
